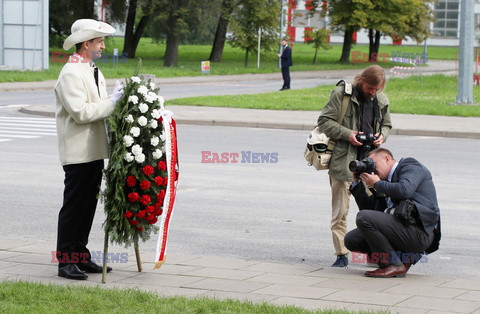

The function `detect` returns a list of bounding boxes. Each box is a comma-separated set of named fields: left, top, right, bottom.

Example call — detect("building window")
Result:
left=433, top=0, right=459, bottom=38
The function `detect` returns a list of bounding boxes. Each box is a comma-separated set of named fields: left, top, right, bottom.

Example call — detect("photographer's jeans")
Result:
left=329, top=176, right=351, bottom=256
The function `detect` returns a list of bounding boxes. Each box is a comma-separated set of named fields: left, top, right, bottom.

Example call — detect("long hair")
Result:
left=353, top=65, right=386, bottom=92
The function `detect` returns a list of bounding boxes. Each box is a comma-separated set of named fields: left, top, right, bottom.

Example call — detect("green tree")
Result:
left=228, top=0, right=281, bottom=67
left=122, top=0, right=152, bottom=59
left=325, top=0, right=435, bottom=63
left=304, top=28, right=332, bottom=64
left=209, top=0, right=237, bottom=62
left=49, top=0, right=96, bottom=47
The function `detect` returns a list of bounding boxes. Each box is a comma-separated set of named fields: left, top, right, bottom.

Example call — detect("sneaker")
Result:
left=332, top=255, right=348, bottom=267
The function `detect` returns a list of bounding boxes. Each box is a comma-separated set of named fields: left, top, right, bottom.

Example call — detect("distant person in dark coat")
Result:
left=278, top=39, right=292, bottom=91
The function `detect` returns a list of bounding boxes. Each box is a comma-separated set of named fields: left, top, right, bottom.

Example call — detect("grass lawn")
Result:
left=0, top=37, right=457, bottom=83
left=168, top=75, right=480, bottom=117
left=0, top=281, right=350, bottom=314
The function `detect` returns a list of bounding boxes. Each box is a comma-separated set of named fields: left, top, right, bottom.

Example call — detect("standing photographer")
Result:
left=345, top=148, right=441, bottom=278
left=316, top=65, right=392, bottom=267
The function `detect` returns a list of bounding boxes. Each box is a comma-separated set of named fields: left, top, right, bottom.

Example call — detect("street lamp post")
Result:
left=456, top=0, right=475, bottom=105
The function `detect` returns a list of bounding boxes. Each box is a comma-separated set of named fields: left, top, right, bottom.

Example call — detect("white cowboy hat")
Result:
left=63, top=19, right=116, bottom=51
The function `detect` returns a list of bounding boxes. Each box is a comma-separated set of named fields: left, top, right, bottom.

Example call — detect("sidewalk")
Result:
left=20, top=103, right=480, bottom=139
left=1, top=238, right=479, bottom=313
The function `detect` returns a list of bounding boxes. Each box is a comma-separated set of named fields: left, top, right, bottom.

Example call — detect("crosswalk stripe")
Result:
left=0, top=116, right=57, bottom=142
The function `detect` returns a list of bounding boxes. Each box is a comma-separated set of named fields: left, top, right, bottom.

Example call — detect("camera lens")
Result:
left=313, top=144, right=327, bottom=153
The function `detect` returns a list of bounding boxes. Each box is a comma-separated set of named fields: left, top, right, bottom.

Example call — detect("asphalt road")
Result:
left=1, top=117, right=479, bottom=279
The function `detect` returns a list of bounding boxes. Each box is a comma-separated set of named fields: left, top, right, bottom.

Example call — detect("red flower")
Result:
left=148, top=217, right=158, bottom=225
left=140, top=194, right=151, bottom=205
left=154, top=176, right=163, bottom=186
left=153, top=208, right=163, bottom=216
left=129, top=219, right=139, bottom=226
left=157, top=161, right=167, bottom=171
left=136, top=227, right=143, bottom=232
left=142, top=165, right=154, bottom=176
left=126, top=176, right=137, bottom=187
left=123, top=211, right=133, bottom=219
left=157, top=190, right=166, bottom=201
left=145, top=214, right=155, bottom=221
left=145, top=206, right=155, bottom=213
left=162, top=177, right=169, bottom=186
left=128, top=192, right=139, bottom=202
left=140, top=180, right=151, bottom=190
left=135, top=210, right=146, bottom=218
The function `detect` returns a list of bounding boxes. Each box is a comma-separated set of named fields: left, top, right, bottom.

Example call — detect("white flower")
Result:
left=128, top=95, right=139, bottom=105
left=157, top=95, right=164, bottom=107
left=153, top=149, right=163, bottom=159
left=124, top=152, right=134, bottom=162
left=149, top=82, right=156, bottom=90
left=123, top=135, right=134, bottom=147
left=125, top=115, right=134, bottom=123
left=130, top=126, right=140, bottom=137
left=131, top=144, right=143, bottom=156
left=139, top=103, right=149, bottom=113
left=151, top=109, right=161, bottom=119
left=151, top=136, right=159, bottom=146
left=135, top=153, right=145, bottom=163
left=160, top=132, right=166, bottom=142
left=137, top=85, right=149, bottom=96
left=131, top=76, right=141, bottom=84
left=138, top=116, right=148, bottom=127
left=149, top=119, right=158, bottom=129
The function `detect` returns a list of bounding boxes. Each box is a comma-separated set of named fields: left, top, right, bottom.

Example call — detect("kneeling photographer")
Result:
left=344, top=148, right=441, bottom=278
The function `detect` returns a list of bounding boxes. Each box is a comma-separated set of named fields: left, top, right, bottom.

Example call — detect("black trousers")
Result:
left=281, top=66, right=290, bottom=89
left=345, top=210, right=433, bottom=267
left=56, top=159, right=104, bottom=267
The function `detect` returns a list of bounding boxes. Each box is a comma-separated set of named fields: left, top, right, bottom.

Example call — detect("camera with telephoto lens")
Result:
left=356, top=133, right=377, bottom=150
left=349, top=157, right=376, bottom=175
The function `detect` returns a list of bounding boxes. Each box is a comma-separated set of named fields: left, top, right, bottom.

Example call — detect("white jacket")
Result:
left=54, top=57, right=114, bottom=165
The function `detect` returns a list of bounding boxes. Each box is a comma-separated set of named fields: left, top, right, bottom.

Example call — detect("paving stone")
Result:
left=346, top=303, right=400, bottom=313
left=142, top=285, right=209, bottom=298
left=5, top=252, right=54, bottom=265
left=397, top=296, right=480, bottom=313
left=270, top=296, right=350, bottom=311
left=313, top=277, right=400, bottom=292
left=183, top=278, right=270, bottom=293
left=383, top=283, right=467, bottom=299
left=201, top=290, right=278, bottom=303
left=0, top=260, right=18, bottom=270
left=307, top=267, right=372, bottom=279
left=183, top=267, right=262, bottom=280
left=323, top=290, right=411, bottom=306
left=177, top=255, right=259, bottom=269
left=0, top=251, right=24, bottom=260
left=11, top=242, right=55, bottom=254
left=252, top=283, right=337, bottom=299
left=159, top=252, right=201, bottom=265
left=241, top=262, right=320, bottom=275
left=0, top=239, right=34, bottom=250
left=246, top=272, right=330, bottom=286
left=0, top=263, right=57, bottom=277
left=121, top=263, right=201, bottom=275
left=455, top=290, right=480, bottom=302
left=439, top=278, right=480, bottom=291
left=117, top=272, right=204, bottom=287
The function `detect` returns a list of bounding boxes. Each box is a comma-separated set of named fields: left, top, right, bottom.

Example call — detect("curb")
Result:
left=19, top=106, right=480, bottom=140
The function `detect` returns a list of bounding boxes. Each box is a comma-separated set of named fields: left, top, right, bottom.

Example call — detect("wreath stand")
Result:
left=102, top=233, right=143, bottom=283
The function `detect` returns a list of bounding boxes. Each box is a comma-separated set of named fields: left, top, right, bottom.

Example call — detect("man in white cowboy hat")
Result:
left=54, top=19, right=124, bottom=280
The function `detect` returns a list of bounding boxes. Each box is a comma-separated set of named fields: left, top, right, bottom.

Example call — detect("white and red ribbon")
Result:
left=154, top=106, right=179, bottom=269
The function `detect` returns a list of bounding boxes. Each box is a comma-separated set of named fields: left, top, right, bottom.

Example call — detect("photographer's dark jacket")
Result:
left=350, top=157, right=441, bottom=254
left=317, top=84, right=392, bottom=182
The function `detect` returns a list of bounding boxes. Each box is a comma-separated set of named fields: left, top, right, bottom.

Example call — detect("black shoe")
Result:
left=58, top=264, right=88, bottom=280
left=332, top=255, right=349, bottom=267
left=77, top=261, right=112, bottom=273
